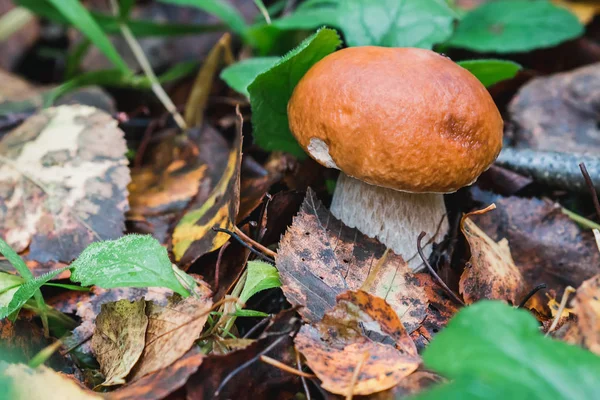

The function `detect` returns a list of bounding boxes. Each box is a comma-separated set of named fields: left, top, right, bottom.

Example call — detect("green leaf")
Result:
left=447, top=0, right=583, bottom=53
left=274, top=0, right=457, bottom=49
left=157, top=0, right=248, bottom=37
left=69, top=235, right=189, bottom=297
left=248, top=28, right=341, bottom=157
left=232, top=309, right=269, bottom=318
left=0, top=268, right=67, bottom=320
left=220, top=57, right=279, bottom=97
left=0, top=238, right=32, bottom=280
left=417, top=301, right=600, bottom=400
left=239, top=261, right=281, bottom=304
left=119, top=0, right=136, bottom=20
left=0, top=272, right=23, bottom=309
left=458, top=59, right=521, bottom=87
left=46, top=0, right=130, bottom=74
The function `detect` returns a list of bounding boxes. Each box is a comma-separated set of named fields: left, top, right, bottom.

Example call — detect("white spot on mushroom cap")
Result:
left=307, top=138, right=339, bottom=169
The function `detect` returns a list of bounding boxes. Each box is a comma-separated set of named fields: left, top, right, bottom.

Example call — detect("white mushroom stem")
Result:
left=330, top=172, right=449, bottom=270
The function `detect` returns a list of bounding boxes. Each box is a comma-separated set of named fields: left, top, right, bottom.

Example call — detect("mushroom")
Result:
left=287, top=47, right=503, bottom=270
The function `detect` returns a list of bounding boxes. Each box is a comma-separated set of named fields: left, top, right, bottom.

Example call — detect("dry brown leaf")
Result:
left=276, top=188, right=428, bottom=333
left=295, top=290, right=420, bottom=396
left=553, top=0, right=600, bottom=24
left=91, top=299, right=148, bottom=386
left=107, top=347, right=204, bottom=400
left=0, top=105, right=130, bottom=271
left=171, top=113, right=242, bottom=267
left=1, top=362, right=101, bottom=400
left=128, top=282, right=213, bottom=381
left=564, top=274, right=600, bottom=355
left=508, top=63, right=600, bottom=154
left=459, top=206, right=525, bottom=305
left=470, top=190, right=600, bottom=315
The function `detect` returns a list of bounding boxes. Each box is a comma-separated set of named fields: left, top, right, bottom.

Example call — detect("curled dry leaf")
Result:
left=0, top=105, right=130, bottom=274
left=128, top=282, right=213, bottom=381
left=107, top=347, right=204, bottom=400
left=459, top=206, right=525, bottom=305
left=470, top=190, right=600, bottom=314
left=171, top=115, right=242, bottom=267
left=276, top=188, right=428, bottom=333
left=127, top=125, right=231, bottom=244
left=508, top=62, right=600, bottom=154
left=564, top=274, right=600, bottom=355
left=91, top=299, right=148, bottom=387
left=1, top=362, right=101, bottom=400
left=295, top=290, right=420, bottom=396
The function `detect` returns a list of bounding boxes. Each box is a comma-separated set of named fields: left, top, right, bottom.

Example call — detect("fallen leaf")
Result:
left=508, top=62, right=600, bottom=154
left=186, top=309, right=301, bottom=400
left=384, top=371, right=445, bottom=399
left=127, top=125, right=233, bottom=245
left=564, top=274, right=600, bottom=355
left=276, top=188, right=428, bottom=333
left=470, top=189, right=600, bottom=313
left=0, top=105, right=130, bottom=273
left=128, top=282, right=213, bottom=381
left=91, top=299, right=148, bottom=386
left=1, top=362, right=101, bottom=400
left=295, top=290, right=420, bottom=396
left=172, top=113, right=242, bottom=267
left=459, top=206, right=526, bottom=305
left=107, top=347, right=204, bottom=400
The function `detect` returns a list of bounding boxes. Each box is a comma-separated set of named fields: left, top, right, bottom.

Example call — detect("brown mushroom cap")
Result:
left=287, top=46, right=503, bottom=193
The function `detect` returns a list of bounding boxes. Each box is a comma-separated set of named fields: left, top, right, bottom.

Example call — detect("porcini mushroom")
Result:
left=287, top=47, right=503, bottom=270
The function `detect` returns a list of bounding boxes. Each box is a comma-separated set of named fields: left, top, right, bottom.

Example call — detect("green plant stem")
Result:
left=0, top=7, right=33, bottom=41
left=253, top=0, right=272, bottom=24
left=561, top=208, right=600, bottom=230
left=219, top=269, right=247, bottom=337
left=108, top=0, right=187, bottom=130
left=28, top=338, right=64, bottom=368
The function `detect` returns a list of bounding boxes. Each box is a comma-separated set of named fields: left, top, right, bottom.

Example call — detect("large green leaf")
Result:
left=274, top=0, right=457, bottom=49
left=220, top=57, right=279, bottom=98
left=239, top=261, right=281, bottom=304
left=0, top=268, right=67, bottom=320
left=248, top=28, right=341, bottom=157
left=69, top=235, right=189, bottom=297
left=416, top=301, right=600, bottom=399
left=157, top=0, right=248, bottom=37
left=447, top=0, right=583, bottom=53
left=46, top=0, right=130, bottom=73
left=0, top=273, right=23, bottom=309
left=458, top=59, right=521, bottom=87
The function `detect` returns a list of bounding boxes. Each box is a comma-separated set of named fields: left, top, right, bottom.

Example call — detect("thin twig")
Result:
left=214, top=334, right=288, bottom=396
left=518, top=283, right=547, bottom=308
left=108, top=0, right=187, bottom=130
left=417, top=232, right=465, bottom=306
left=242, top=315, right=270, bottom=339
left=346, top=351, right=369, bottom=400
left=214, top=241, right=230, bottom=295
left=260, top=355, right=316, bottom=378
left=296, top=348, right=312, bottom=400
left=234, top=226, right=277, bottom=258
left=579, top=162, right=600, bottom=222
left=212, top=227, right=275, bottom=263
left=546, top=286, right=576, bottom=336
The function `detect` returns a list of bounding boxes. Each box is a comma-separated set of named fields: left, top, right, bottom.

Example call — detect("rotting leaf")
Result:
left=295, top=290, right=420, bottom=396
left=459, top=206, right=525, bottom=305
left=91, top=299, right=148, bottom=387
left=276, top=188, right=428, bottom=333
left=171, top=112, right=242, bottom=267
left=0, top=105, right=130, bottom=272
left=1, top=362, right=101, bottom=400
left=508, top=62, right=600, bottom=154
left=563, top=274, right=600, bottom=355
left=470, top=190, right=600, bottom=314
left=127, top=125, right=233, bottom=245
left=107, top=347, right=204, bottom=400
left=128, top=282, right=213, bottom=381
